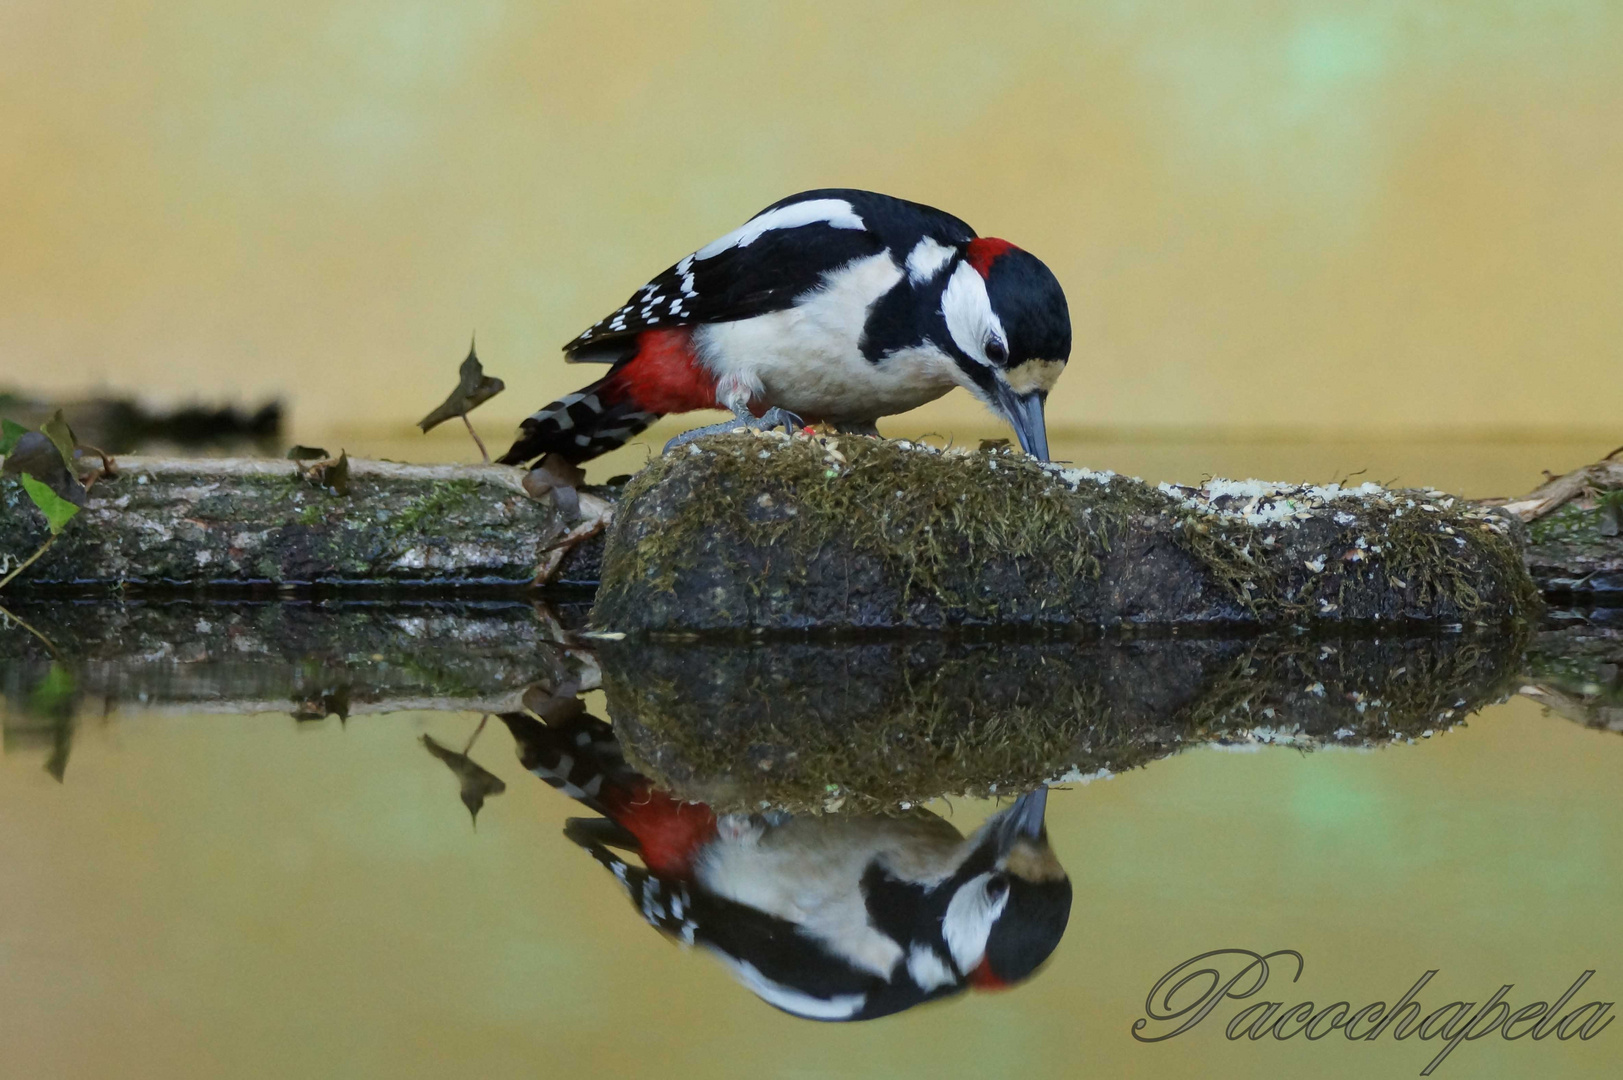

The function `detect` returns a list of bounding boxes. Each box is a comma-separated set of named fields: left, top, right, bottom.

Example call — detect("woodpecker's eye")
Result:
left=986, top=873, right=1009, bottom=900
left=985, top=338, right=1008, bottom=365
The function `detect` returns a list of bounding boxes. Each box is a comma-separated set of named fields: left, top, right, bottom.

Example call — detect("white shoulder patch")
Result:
left=905, top=237, right=956, bottom=284
left=940, top=262, right=1006, bottom=366
left=906, top=944, right=958, bottom=992
left=715, top=953, right=867, bottom=1020
left=696, top=198, right=866, bottom=260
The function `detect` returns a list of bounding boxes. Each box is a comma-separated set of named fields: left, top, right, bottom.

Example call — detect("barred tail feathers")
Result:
left=497, top=327, right=719, bottom=466
left=496, top=375, right=659, bottom=465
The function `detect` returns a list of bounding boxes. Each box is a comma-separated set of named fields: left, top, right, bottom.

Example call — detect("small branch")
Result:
left=0, top=535, right=57, bottom=591
left=462, top=414, right=491, bottom=464
left=0, top=601, right=60, bottom=657
left=462, top=713, right=491, bottom=754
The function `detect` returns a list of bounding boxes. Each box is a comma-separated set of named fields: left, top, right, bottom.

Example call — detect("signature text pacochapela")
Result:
left=1132, top=949, right=1611, bottom=1075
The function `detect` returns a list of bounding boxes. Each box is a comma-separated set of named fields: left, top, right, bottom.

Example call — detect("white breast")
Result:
left=693, top=253, right=963, bottom=423
left=694, top=814, right=965, bottom=979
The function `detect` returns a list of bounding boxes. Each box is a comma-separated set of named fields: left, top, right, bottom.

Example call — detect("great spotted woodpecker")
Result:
left=498, top=707, right=1072, bottom=1021
left=498, top=189, right=1071, bottom=466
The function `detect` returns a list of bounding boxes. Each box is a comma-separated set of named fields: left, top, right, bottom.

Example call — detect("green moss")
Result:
left=600, top=434, right=1171, bottom=616
left=389, top=479, right=483, bottom=534
left=1173, top=515, right=1303, bottom=616
left=1172, top=493, right=1538, bottom=620
left=1529, top=500, right=1608, bottom=546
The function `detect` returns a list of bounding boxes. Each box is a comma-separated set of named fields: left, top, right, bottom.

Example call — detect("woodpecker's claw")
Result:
left=664, top=408, right=807, bottom=453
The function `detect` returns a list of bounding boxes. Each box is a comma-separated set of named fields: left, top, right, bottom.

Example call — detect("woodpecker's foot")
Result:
left=663, top=408, right=807, bottom=453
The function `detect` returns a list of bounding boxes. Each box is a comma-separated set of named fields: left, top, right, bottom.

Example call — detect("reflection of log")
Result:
left=595, top=434, right=1539, bottom=633
left=1520, top=625, right=1623, bottom=731
left=0, top=600, right=596, bottom=720
left=0, top=456, right=606, bottom=589
left=601, top=631, right=1526, bottom=813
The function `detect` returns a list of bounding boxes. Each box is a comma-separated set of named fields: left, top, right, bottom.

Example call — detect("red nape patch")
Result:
left=604, top=328, right=719, bottom=414
left=968, top=959, right=1012, bottom=992
left=965, top=237, right=1016, bottom=279
left=602, top=782, right=718, bottom=879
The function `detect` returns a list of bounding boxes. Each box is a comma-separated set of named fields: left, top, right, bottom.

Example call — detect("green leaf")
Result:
left=20, top=473, right=80, bottom=534
left=29, top=662, right=77, bottom=718
left=41, top=409, right=76, bottom=466
left=418, top=339, right=505, bottom=433
left=0, top=418, right=27, bottom=456
left=3, top=431, right=87, bottom=508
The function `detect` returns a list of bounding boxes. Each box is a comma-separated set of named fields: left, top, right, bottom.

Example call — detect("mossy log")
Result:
left=4, top=444, right=1618, bottom=623
left=593, top=433, right=1540, bottom=634
left=601, top=631, right=1525, bottom=813
left=0, top=456, right=600, bottom=590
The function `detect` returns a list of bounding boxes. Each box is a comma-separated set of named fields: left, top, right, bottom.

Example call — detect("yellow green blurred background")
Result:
left=4, top=1, right=1621, bottom=457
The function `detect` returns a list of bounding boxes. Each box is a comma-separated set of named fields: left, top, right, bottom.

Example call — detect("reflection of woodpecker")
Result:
left=499, top=709, right=1072, bottom=1021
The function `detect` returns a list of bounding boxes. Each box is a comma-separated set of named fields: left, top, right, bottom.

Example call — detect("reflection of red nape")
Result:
left=968, top=959, right=1011, bottom=991
left=966, top=237, right=1016, bottom=279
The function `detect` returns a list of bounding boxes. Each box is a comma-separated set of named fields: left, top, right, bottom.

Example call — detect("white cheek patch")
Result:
left=1002, top=359, right=1067, bottom=396
left=941, top=262, right=1005, bottom=367
left=942, top=873, right=1010, bottom=974
left=695, top=198, right=865, bottom=260
left=905, top=237, right=956, bottom=284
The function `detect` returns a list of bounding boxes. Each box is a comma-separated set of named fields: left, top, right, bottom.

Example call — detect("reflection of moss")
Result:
left=607, top=631, right=1525, bottom=814
left=1177, top=627, right=1528, bottom=740
left=601, top=434, right=1169, bottom=616
left=613, top=668, right=1138, bottom=815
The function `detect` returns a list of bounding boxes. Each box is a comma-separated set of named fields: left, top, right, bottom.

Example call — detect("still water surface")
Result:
left=2, top=435, right=1620, bottom=1079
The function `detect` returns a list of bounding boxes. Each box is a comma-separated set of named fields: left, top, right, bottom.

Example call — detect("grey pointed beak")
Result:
left=993, top=383, right=1050, bottom=462
left=1002, top=786, right=1049, bottom=846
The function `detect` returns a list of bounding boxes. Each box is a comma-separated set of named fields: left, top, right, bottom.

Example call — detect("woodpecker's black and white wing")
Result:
left=565, top=189, right=976, bottom=363
left=575, top=834, right=941, bottom=1022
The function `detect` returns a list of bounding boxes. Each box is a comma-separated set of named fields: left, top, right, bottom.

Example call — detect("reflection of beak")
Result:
left=1000, top=786, right=1049, bottom=850
left=993, top=382, right=1049, bottom=462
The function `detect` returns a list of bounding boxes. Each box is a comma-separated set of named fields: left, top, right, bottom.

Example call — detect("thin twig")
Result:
left=462, top=712, right=491, bottom=755
left=0, top=535, right=56, bottom=591
left=0, top=601, right=60, bottom=658
left=462, top=414, right=491, bottom=464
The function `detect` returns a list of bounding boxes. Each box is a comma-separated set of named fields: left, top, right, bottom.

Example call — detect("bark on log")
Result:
left=5, top=443, right=1621, bottom=623
left=0, top=456, right=604, bottom=589
left=593, top=432, right=1540, bottom=634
